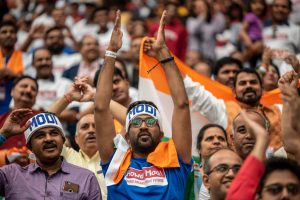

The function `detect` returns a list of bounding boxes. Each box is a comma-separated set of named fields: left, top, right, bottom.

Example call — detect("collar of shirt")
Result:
left=28, top=157, right=70, bottom=174
left=79, top=149, right=100, bottom=162
left=264, top=19, right=290, bottom=27
left=36, top=74, right=55, bottom=82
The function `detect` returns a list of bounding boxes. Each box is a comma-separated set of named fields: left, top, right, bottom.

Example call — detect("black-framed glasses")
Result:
left=264, top=183, right=300, bottom=196
left=207, top=164, right=241, bottom=175
left=129, top=117, right=158, bottom=128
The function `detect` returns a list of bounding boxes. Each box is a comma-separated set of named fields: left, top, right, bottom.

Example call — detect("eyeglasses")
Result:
left=129, top=117, right=158, bottom=128
left=207, top=164, right=241, bottom=175
left=264, top=183, right=300, bottom=196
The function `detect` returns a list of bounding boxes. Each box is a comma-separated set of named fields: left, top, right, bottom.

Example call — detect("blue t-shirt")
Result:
left=102, top=154, right=192, bottom=200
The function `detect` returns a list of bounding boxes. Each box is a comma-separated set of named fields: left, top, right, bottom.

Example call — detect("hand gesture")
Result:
left=278, top=70, right=299, bottom=89
left=284, top=54, right=300, bottom=73
left=107, top=10, right=123, bottom=52
left=143, top=10, right=168, bottom=59
left=0, top=109, right=33, bottom=139
left=74, top=77, right=95, bottom=102
left=262, top=47, right=272, bottom=65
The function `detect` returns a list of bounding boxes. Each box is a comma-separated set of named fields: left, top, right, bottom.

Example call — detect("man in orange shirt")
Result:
left=0, top=20, right=26, bottom=114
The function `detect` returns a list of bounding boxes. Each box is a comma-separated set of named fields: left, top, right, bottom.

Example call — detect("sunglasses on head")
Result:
left=129, top=117, right=158, bottom=128
left=264, top=183, right=300, bottom=196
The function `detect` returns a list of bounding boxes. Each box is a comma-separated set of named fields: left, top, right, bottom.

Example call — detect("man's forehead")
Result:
left=220, top=64, right=240, bottom=71
left=0, top=26, right=15, bottom=32
left=234, top=112, right=265, bottom=127
left=210, top=149, right=242, bottom=166
left=79, top=114, right=94, bottom=124
left=16, top=78, right=36, bottom=87
left=237, top=72, right=259, bottom=81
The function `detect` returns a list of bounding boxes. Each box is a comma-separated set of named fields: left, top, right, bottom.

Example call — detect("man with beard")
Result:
left=0, top=109, right=102, bottom=199
left=63, top=35, right=102, bottom=85
left=94, top=10, right=192, bottom=199
left=32, top=47, right=78, bottom=123
left=185, top=68, right=282, bottom=151
left=0, top=21, right=28, bottom=114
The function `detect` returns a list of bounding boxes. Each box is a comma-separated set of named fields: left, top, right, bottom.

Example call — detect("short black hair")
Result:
left=92, top=5, right=110, bottom=20
left=93, top=67, right=125, bottom=87
left=32, top=47, right=50, bottom=63
left=213, top=57, right=243, bottom=76
left=115, top=58, right=129, bottom=80
left=233, top=68, right=263, bottom=88
left=0, top=20, right=17, bottom=33
left=268, top=61, right=280, bottom=78
left=247, top=0, right=267, bottom=17
left=44, top=26, right=63, bottom=39
left=12, top=75, right=39, bottom=91
left=273, top=0, right=292, bottom=10
left=127, top=100, right=158, bottom=114
left=196, top=124, right=227, bottom=151
left=257, top=157, right=300, bottom=196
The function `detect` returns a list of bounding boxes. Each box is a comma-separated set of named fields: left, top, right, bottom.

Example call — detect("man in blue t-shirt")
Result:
left=94, top=10, right=192, bottom=200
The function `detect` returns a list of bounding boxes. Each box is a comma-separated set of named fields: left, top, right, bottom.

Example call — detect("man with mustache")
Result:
left=0, top=109, right=102, bottom=199
left=0, top=75, right=39, bottom=164
left=94, top=10, right=192, bottom=199
left=61, top=114, right=107, bottom=199
left=32, top=47, right=78, bottom=123
left=185, top=67, right=282, bottom=153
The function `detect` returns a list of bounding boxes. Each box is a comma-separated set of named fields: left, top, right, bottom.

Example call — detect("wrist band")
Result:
left=64, top=94, right=72, bottom=103
left=105, top=50, right=117, bottom=58
left=160, top=57, right=174, bottom=64
left=0, top=134, right=7, bottom=145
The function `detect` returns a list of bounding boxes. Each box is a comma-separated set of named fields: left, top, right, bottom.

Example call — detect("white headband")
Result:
left=125, top=104, right=162, bottom=132
left=25, top=113, right=64, bottom=144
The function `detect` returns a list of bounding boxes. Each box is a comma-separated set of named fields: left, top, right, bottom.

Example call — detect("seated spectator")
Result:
left=0, top=110, right=102, bottom=199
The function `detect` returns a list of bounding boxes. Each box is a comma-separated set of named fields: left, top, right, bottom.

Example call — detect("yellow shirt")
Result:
left=61, top=146, right=107, bottom=200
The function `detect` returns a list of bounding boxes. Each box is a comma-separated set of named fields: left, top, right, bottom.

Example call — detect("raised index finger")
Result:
left=158, top=10, right=167, bottom=35
left=114, top=10, right=121, bottom=30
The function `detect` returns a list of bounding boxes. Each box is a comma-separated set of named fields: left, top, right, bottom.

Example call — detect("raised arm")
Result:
left=94, top=10, right=123, bottom=163
left=278, top=70, right=300, bottom=163
left=145, top=11, right=191, bottom=163
left=0, top=109, right=33, bottom=145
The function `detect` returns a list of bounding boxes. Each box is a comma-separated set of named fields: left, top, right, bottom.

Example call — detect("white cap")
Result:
left=24, top=113, right=64, bottom=144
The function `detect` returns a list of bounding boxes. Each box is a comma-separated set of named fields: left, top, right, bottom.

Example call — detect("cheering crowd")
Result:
left=1, top=0, right=300, bottom=199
